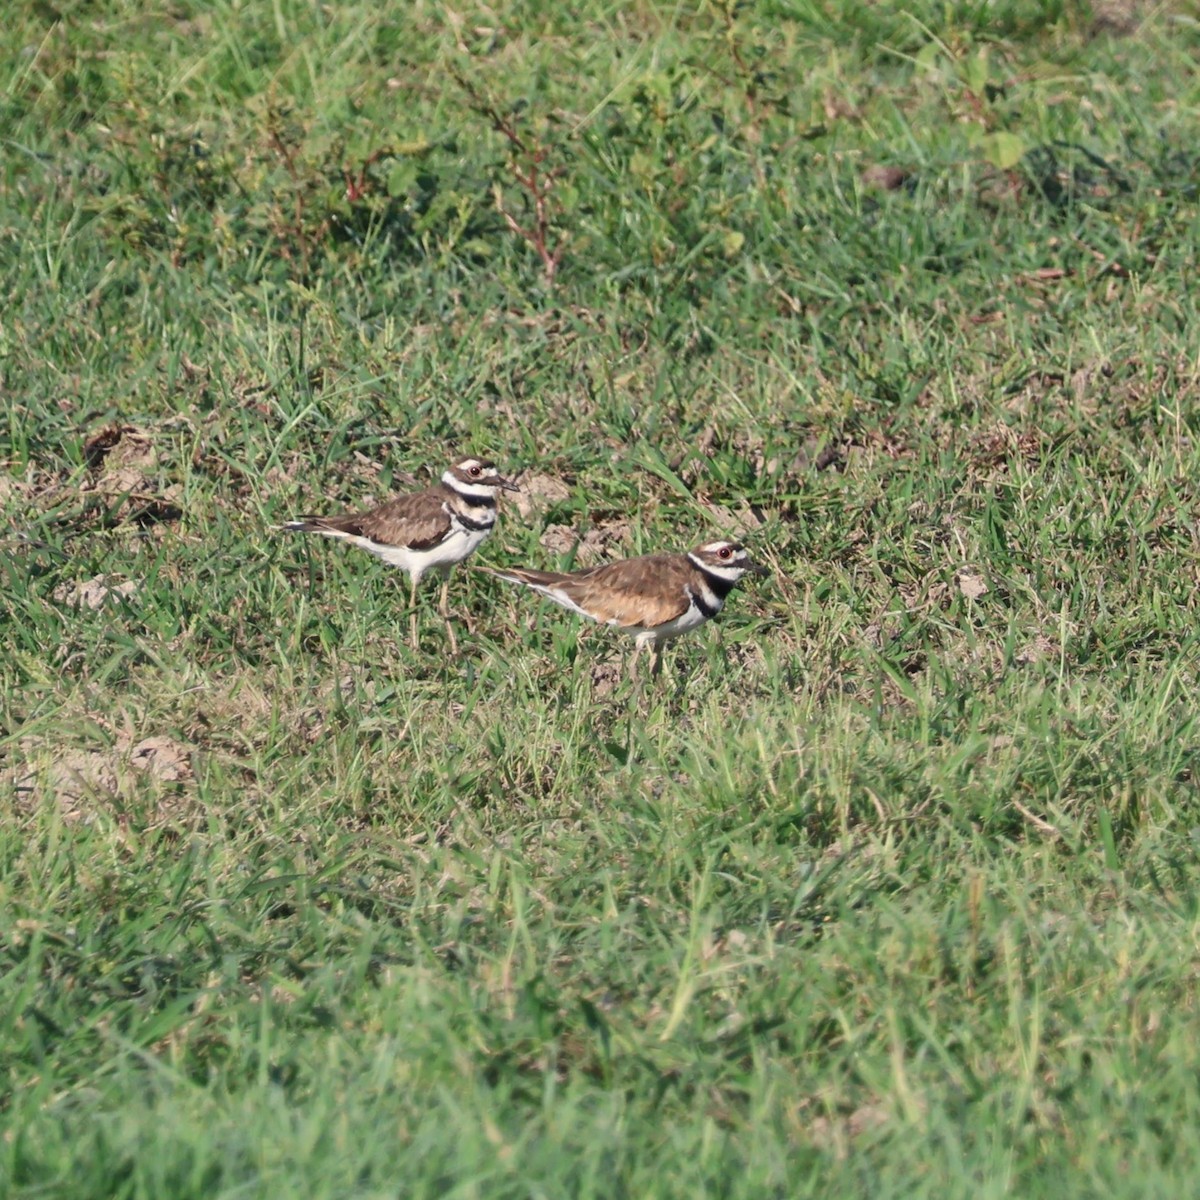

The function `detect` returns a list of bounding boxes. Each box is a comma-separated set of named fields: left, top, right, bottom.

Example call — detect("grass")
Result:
left=3, top=0, right=1200, bottom=1194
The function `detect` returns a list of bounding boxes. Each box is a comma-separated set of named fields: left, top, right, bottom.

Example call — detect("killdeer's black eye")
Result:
left=470, top=465, right=482, bottom=477
left=719, top=546, right=732, bottom=559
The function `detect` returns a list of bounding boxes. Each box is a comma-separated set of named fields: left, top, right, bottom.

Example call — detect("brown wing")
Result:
left=299, top=486, right=452, bottom=550
left=488, top=553, right=692, bottom=629
left=562, top=554, right=693, bottom=628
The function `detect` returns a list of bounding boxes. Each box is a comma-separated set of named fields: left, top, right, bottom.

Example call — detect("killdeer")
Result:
left=282, top=457, right=518, bottom=653
left=481, top=540, right=768, bottom=677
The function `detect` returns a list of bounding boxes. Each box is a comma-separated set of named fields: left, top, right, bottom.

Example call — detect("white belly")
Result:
left=627, top=601, right=711, bottom=647
left=529, top=583, right=718, bottom=647
left=323, top=523, right=491, bottom=581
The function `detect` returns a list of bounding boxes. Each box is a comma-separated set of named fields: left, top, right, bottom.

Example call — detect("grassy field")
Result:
left=4, top=0, right=1200, bottom=1194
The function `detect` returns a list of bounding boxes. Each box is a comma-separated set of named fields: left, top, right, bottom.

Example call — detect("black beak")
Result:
left=748, top=561, right=770, bottom=577
left=498, top=477, right=520, bottom=493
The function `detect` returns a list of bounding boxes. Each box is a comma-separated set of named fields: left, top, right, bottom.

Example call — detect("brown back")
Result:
left=507, top=553, right=696, bottom=629
left=301, top=487, right=452, bottom=551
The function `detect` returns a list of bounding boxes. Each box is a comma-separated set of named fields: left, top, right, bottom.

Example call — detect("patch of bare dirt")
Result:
left=1016, top=635, right=1057, bottom=665
left=956, top=570, right=989, bottom=601
left=16, top=747, right=120, bottom=818
left=808, top=1102, right=890, bottom=1156
left=128, top=735, right=193, bottom=782
left=539, top=517, right=632, bottom=566
left=1089, top=0, right=1144, bottom=34
left=697, top=500, right=766, bottom=538
left=82, top=424, right=182, bottom=526
left=679, top=420, right=848, bottom=491
left=15, top=731, right=195, bottom=824
left=53, top=575, right=139, bottom=610
left=861, top=164, right=910, bottom=192
left=589, top=660, right=622, bottom=699
left=511, top=470, right=572, bottom=520
left=969, top=425, right=1045, bottom=471
left=0, top=472, right=34, bottom=506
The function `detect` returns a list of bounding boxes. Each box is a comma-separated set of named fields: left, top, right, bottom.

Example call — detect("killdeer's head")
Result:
left=688, top=540, right=769, bottom=584
left=444, top=458, right=519, bottom=499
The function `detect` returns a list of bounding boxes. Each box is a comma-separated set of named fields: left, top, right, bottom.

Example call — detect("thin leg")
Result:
left=447, top=567, right=476, bottom=635
left=650, top=643, right=663, bottom=679
left=438, top=577, right=458, bottom=656
left=624, top=638, right=652, bottom=729
left=409, top=575, right=420, bottom=651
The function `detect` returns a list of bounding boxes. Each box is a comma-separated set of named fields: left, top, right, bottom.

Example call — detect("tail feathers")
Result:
left=478, top=565, right=595, bottom=623
left=478, top=565, right=567, bottom=588
left=281, top=516, right=363, bottom=536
